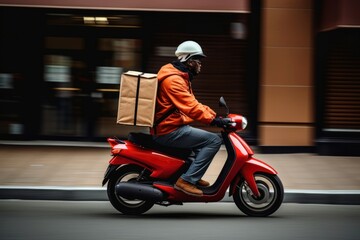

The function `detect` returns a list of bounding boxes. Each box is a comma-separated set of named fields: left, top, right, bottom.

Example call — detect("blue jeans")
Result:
left=153, top=125, right=222, bottom=185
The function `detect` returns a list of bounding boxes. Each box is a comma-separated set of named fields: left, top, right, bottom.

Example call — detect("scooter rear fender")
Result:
left=230, top=157, right=278, bottom=197
left=102, top=164, right=119, bottom=186
left=102, top=155, right=148, bottom=186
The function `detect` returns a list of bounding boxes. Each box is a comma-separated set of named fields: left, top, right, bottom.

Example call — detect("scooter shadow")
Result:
left=101, top=210, right=281, bottom=219
left=95, top=203, right=282, bottom=219
left=133, top=212, right=244, bottom=219
left=99, top=212, right=282, bottom=220
left=97, top=212, right=244, bottom=219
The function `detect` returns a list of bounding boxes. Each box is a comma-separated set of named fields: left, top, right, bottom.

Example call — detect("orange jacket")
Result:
left=151, top=63, right=216, bottom=135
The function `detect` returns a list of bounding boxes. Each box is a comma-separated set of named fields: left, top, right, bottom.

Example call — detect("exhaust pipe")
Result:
left=115, top=182, right=164, bottom=202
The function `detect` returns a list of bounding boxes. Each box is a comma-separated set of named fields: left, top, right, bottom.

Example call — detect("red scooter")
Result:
left=102, top=97, right=284, bottom=216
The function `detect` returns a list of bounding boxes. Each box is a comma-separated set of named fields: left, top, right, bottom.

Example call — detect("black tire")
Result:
left=107, top=165, right=154, bottom=215
left=233, top=173, right=284, bottom=217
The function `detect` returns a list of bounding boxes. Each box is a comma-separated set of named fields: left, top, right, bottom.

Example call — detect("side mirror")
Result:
left=219, top=96, right=229, bottom=115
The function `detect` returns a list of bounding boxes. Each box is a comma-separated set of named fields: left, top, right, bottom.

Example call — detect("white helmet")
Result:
left=175, top=40, right=206, bottom=62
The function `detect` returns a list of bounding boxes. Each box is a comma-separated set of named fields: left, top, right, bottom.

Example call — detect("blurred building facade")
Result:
left=0, top=0, right=359, bottom=155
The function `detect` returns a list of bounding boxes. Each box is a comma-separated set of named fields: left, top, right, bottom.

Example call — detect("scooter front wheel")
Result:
left=107, top=165, right=154, bottom=215
left=233, top=173, right=284, bottom=217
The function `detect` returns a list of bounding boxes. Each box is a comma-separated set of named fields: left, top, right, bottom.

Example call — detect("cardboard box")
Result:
left=117, top=71, right=158, bottom=127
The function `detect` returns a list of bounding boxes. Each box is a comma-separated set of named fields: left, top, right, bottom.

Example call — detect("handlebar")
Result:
left=222, top=118, right=235, bottom=127
left=216, top=114, right=247, bottom=131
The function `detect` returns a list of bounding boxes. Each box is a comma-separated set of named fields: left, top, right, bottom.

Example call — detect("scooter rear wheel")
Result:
left=233, top=173, right=284, bottom=217
left=107, top=165, right=154, bottom=215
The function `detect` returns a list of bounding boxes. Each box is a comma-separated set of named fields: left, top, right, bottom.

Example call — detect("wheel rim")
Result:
left=238, top=175, right=277, bottom=212
left=114, top=172, right=148, bottom=208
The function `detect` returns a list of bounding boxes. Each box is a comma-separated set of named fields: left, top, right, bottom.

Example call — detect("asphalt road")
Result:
left=0, top=200, right=359, bottom=240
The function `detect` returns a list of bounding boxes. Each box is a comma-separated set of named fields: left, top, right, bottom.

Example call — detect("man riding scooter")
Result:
left=103, top=41, right=284, bottom=215
left=151, top=40, right=229, bottom=197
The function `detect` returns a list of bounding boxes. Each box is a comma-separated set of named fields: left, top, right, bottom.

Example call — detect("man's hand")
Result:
left=211, top=117, right=232, bottom=128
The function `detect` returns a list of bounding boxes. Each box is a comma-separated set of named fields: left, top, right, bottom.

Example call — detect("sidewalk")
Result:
left=0, top=141, right=359, bottom=204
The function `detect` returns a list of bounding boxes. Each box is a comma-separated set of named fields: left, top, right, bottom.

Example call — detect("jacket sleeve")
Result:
left=161, top=76, right=216, bottom=124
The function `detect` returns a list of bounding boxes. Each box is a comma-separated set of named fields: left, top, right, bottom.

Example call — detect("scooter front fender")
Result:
left=230, top=158, right=278, bottom=197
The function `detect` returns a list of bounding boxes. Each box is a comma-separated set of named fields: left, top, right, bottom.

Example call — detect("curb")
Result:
left=0, top=186, right=359, bottom=205
left=0, top=187, right=107, bottom=201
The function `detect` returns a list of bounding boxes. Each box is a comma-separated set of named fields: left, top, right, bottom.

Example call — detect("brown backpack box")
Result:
left=116, top=71, right=158, bottom=127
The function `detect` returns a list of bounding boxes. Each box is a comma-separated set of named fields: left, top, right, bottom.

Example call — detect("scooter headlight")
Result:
left=242, top=117, right=248, bottom=130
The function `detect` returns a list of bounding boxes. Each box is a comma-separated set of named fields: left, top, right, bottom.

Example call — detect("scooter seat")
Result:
left=128, top=132, right=193, bottom=161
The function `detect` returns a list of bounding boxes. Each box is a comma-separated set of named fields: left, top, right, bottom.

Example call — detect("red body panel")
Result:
left=109, top=141, right=185, bottom=179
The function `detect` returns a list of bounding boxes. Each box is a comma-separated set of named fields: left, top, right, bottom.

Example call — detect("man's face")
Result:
left=188, top=59, right=202, bottom=75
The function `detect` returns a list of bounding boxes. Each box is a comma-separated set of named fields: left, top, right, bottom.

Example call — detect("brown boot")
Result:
left=174, top=178, right=203, bottom=197
left=197, top=179, right=210, bottom=187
